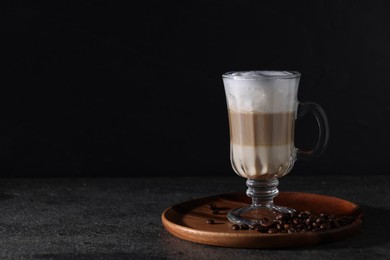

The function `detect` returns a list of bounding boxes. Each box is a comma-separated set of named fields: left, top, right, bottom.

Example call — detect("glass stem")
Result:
left=246, top=178, right=279, bottom=208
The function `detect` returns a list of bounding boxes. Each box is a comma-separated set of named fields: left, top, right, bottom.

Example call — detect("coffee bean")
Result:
left=320, top=223, right=330, bottom=229
left=260, top=218, right=273, bottom=227
left=276, top=213, right=291, bottom=220
left=240, top=224, right=249, bottom=230
left=231, top=224, right=240, bottom=230
left=256, top=225, right=269, bottom=233
left=276, top=223, right=283, bottom=230
left=320, top=213, right=328, bottom=218
left=207, top=203, right=217, bottom=210
left=275, top=213, right=284, bottom=220
left=274, top=219, right=283, bottom=225
left=230, top=211, right=356, bottom=234
left=291, top=212, right=299, bottom=218
left=293, top=218, right=302, bottom=224
left=206, top=219, right=215, bottom=224
left=268, top=227, right=279, bottom=234
left=249, top=225, right=257, bottom=230
left=305, top=218, right=313, bottom=226
left=298, top=212, right=308, bottom=219
left=316, top=217, right=325, bottom=224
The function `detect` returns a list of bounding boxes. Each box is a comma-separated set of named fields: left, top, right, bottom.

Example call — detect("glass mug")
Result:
left=222, top=71, right=329, bottom=225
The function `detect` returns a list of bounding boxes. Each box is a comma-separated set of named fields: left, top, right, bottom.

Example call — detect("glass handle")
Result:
left=296, top=102, right=330, bottom=159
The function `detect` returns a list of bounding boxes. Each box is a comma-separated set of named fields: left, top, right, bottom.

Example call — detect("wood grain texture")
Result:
left=162, top=192, right=363, bottom=248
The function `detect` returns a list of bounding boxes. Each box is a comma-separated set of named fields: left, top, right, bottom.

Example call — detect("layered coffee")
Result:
left=223, top=71, right=299, bottom=179
left=228, top=110, right=295, bottom=179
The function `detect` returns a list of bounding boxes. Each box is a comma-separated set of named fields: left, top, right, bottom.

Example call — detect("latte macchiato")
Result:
left=223, top=70, right=329, bottom=226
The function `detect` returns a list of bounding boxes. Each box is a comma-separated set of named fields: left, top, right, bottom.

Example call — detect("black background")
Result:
left=1, top=0, right=390, bottom=177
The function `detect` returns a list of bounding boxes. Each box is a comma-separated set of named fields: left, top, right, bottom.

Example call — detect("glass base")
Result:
left=227, top=205, right=295, bottom=226
left=227, top=178, right=295, bottom=226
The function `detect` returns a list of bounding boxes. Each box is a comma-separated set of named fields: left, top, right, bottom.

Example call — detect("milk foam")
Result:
left=227, top=71, right=298, bottom=79
left=231, top=143, right=296, bottom=178
left=223, top=71, right=300, bottom=113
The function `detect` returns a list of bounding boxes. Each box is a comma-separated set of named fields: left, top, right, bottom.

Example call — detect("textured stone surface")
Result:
left=0, top=175, right=389, bottom=259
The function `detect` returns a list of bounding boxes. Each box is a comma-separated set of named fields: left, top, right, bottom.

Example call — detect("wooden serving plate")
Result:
left=161, top=192, right=363, bottom=248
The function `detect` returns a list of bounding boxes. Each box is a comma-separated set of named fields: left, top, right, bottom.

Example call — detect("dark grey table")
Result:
left=0, top=175, right=389, bottom=259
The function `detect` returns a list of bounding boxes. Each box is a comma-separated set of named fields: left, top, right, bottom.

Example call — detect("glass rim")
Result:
left=222, top=70, right=301, bottom=80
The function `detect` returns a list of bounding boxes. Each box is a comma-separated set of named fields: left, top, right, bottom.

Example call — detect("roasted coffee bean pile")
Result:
left=206, top=219, right=215, bottom=224
left=231, top=211, right=356, bottom=234
left=204, top=203, right=356, bottom=233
